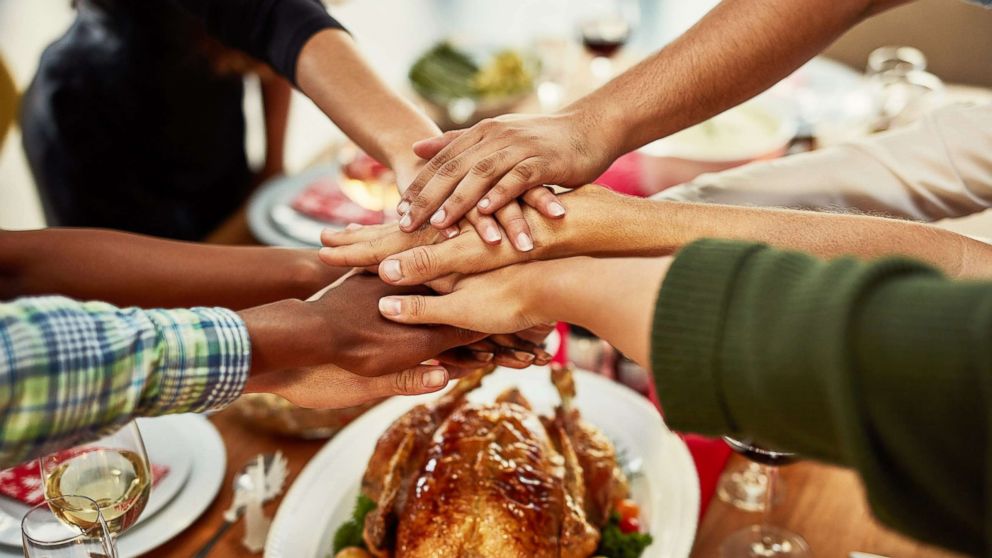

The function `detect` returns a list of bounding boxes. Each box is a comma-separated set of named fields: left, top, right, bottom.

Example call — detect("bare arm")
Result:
left=320, top=184, right=992, bottom=281
left=258, top=73, right=292, bottom=181
left=295, top=29, right=440, bottom=187
left=395, top=0, right=911, bottom=233
left=0, top=229, right=347, bottom=309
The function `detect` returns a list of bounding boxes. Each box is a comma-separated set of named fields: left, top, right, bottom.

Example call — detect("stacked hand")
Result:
left=396, top=113, right=618, bottom=251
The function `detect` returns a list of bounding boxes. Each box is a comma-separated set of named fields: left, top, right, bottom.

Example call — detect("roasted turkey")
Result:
left=358, top=364, right=629, bottom=558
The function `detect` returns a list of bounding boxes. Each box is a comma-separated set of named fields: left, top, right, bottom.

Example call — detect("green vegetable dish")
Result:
left=332, top=494, right=376, bottom=554
left=409, top=41, right=536, bottom=103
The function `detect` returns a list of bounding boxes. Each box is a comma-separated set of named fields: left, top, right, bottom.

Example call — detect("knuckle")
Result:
left=392, top=370, right=417, bottom=394
left=437, top=159, right=461, bottom=178
left=410, top=194, right=433, bottom=209
left=471, top=157, right=498, bottom=178
left=490, top=183, right=510, bottom=199
left=407, top=295, right=427, bottom=317
left=447, top=192, right=467, bottom=207
left=427, top=151, right=452, bottom=173
left=511, top=163, right=535, bottom=182
left=410, top=247, right=438, bottom=277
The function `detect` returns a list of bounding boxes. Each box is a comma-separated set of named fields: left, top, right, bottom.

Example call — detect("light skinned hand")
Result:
left=244, top=363, right=459, bottom=409
left=396, top=113, right=616, bottom=246
left=320, top=185, right=615, bottom=285
left=375, top=261, right=556, bottom=334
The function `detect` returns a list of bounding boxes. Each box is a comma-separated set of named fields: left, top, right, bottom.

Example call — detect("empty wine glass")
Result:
left=575, top=0, right=639, bottom=84
left=720, top=437, right=810, bottom=557
left=39, top=421, right=151, bottom=537
left=865, top=45, right=944, bottom=130
left=21, top=495, right=117, bottom=558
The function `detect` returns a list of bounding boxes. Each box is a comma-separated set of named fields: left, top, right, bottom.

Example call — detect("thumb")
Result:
left=413, top=130, right=465, bottom=159
left=378, top=292, right=472, bottom=329
left=369, top=365, right=451, bottom=397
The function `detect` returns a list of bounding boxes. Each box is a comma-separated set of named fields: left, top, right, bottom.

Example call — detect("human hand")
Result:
left=244, top=363, right=459, bottom=409
left=320, top=185, right=617, bottom=285
left=375, top=261, right=560, bottom=334
left=395, top=112, right=618, bottom=246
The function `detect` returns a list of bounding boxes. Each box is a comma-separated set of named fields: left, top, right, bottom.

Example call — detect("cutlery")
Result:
left=192, top=453, right=282, bottom=558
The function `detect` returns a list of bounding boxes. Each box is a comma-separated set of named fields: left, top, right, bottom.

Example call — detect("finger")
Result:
left=493, top=347, right=537, bottom=369
left=368, top=365, right=451, bottom=397
left=522, top=187, right=566, bottom=219
left=319, top=226, right=444, bottom=268
left=378, top=292, right=478, bottom=329
left=437, top=347, right=495, bottom=368
left=378, top=234, right=523, bottom=286
left=488, top=333, right=538, bottom=352
left=465, top=209, right=503, bottom=245
left=412, top=129, right=466, bottom=160
left=476, top=157, right=556, bottom=215
left=404, top=142, right=505, bottom=232
left=398, top=129, right=485, bottom=222
left=320, top=223, right=394, bottom=247
left=495, top=201, right=534, bottom=252
left=429, top=148, right=521, bottom=229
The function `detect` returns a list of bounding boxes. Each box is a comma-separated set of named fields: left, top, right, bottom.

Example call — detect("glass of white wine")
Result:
left=39, top=421, right=151, bottom=537
left=21, top=495, right=117, bottom=558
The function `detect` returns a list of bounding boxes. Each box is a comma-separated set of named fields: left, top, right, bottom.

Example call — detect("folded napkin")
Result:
left=0, top=451, right=169, bottom=506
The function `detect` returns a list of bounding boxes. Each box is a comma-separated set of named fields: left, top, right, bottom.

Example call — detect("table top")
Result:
left=140, top=408, right=965, bottom=558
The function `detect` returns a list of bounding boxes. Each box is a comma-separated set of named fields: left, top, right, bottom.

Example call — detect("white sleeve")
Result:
left=654, top=103, right=992, bottom=222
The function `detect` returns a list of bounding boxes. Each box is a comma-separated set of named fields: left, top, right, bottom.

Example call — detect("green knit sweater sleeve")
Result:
left=651, top=239, right=992, bottom=555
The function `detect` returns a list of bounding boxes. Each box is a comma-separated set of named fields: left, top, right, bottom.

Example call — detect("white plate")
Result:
left=247, top=164, right=343, bottom=247
left=0, top=415, right=195, bottom=546
left=0, top=414, right=225, bottom=557
left=266, top=367, right=699, bottom=558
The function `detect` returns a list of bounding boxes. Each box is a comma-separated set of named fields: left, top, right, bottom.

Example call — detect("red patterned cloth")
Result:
left=290, top=177, right=385, bottom=226
left=0, top=452, right=169, bottom=506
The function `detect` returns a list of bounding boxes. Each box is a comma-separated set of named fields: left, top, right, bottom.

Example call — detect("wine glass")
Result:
left=575, top=0, right=640, bottom=85
left=39, top=421, right=151, bottom=537
left=21, top=495, right=117, bottom=558
left=719, top=437, right=810, bottom=557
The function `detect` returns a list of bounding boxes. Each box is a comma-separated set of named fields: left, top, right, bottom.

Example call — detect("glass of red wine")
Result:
left=719, top=437, right=810, bottom=557
left=576, top=0, right=639, bottom=84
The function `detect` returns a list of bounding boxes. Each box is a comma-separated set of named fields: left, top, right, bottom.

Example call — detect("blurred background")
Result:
left=1, top=0, right=990, bottom=235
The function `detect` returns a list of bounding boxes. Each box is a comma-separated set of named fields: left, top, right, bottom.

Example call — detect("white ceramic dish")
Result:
left=0, top=414, right=225, bottom=558
left=265, top=367, right=699, bottom=558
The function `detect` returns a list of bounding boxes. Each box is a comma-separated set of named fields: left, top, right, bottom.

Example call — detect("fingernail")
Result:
left=398, top=200, right=411, bottom=214
left=444, top=226, right=460, bottom=239
left=548, top=201, right=566, bottom=217
left=512, top=351, right=536, bottom=362
left=430, top=208, right=446, bottom=225
left=515, top=232, right=534, bottom=252
left=345, top=223, right=363, bottom=231
left=399, top=213, right=412, bottom=229
left=381, top=260, right=403, bottom=281
left=422, top=369, right=448, bottom=388
left=478, top=198, right=491, bottom=209
left=475, top=352, right=494, bottom=362
left=378, top=297, right=402, bottom=316
left=483, top=224, right=501, bottom=243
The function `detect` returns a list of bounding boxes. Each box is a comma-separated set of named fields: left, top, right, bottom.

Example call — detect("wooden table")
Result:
left=142, top=408, right=964, bottom=558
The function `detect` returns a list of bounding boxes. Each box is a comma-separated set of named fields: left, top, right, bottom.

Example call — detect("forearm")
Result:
left=0, top=297, right=250, bottom=467
left=651, top=240, right=988, bottom=554
left=0, top=229, right=345, bottom=308
left=531, top=256, right=670, bottom=365
left=567, top=0, right=907, bottom=157
left=260, top=74, right=292, bottom=176
left=657, top=103, right=992, bottom=221
left=552, top=186, right=992, bottom=278
left=296, top=29, right=440, bottom=180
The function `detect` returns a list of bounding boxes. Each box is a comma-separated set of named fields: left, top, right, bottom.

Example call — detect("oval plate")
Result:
left=265, top=367, right=699, bottom=558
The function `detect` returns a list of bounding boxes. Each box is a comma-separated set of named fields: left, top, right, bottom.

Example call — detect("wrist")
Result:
left=560, top=96, right=629, bottom=165
left=239, top=299, right=331, bottom=376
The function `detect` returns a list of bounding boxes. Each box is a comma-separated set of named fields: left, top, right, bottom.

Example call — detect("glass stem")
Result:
left=762, top=465, right=777, bottom=529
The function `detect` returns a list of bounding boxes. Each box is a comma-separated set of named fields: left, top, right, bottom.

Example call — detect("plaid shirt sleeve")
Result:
left=0, top=296, right=250, bottom=467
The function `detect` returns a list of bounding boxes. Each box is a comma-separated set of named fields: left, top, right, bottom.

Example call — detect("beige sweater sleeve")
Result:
left=655, top=103, right=992, bottom=222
